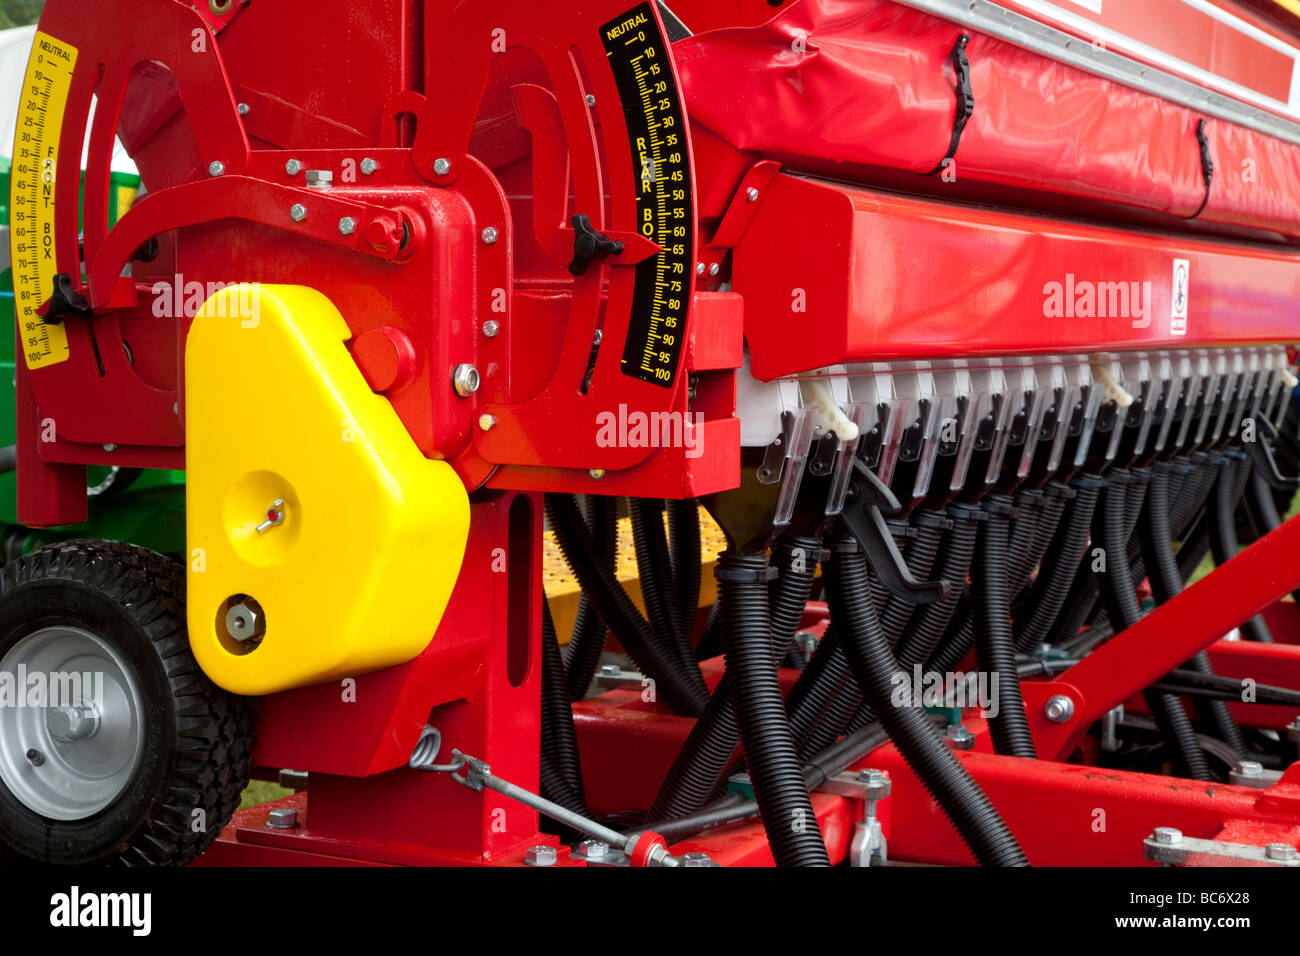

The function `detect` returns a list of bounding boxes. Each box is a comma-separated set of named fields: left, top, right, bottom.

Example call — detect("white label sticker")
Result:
left=1171, top=259, right=1189, bottom=335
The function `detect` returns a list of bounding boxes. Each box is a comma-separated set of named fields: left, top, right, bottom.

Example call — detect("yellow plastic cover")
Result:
left=185, top=284, right=469, bottom=695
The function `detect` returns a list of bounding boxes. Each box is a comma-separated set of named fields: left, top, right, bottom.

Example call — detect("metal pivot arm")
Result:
left=838, top=459, right=951, bottom=605
left=1243, top=416, right=1300, bottom=491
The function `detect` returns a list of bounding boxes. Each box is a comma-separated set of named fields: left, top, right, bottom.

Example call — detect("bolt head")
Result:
left=305, top=169, right=333, bottom=188
left=433, top=158, right=452, bottom=176
left=1265, top=842, right=1297, bottom=861
left=585, top=94, right=597, bottom=107
left=478, top=414, right=496, bottom=431
left=857, top=768, right=886, bottom=786
left=338, top=216, right=357, bottom=236
left=695, top=262, right=706, bottom=276
left=1153, top=827, right=1183, bottom=845
left=453, top=363, right=481, bottom=398
left=360, top=157, right=378, bottom=175
left=599, top=664, right=621, bottom=678
left=208, top=160, right=225, bottom=177
left=746, top=187, right=760, bottom=202
left=482, top=226, right=499, bottom=245
left=1236, top=760, right=1264, bottom=776
left=267, top=808, right=298, bottom=829
left=482, top=320, right=500, bottom=338
left=237, top=102, right=250, bottom=116
left=524, top=845, right=557, bottom=866
left=285, top=159, right=303, bottom=176
left=102, top=443, right=116, bottom=453
left=681, top=852, right=714, bottom=867
left=290, top=203, right=307, bottom=223
left=1045, top=694, right=1075, bottom=723
left=708, top=263, right=721, bottom=277
left=225, top=602, right=263, bottom=642
left=589, top=469, right=606, bottom=480
left=577, top=839, right=609, bottom=860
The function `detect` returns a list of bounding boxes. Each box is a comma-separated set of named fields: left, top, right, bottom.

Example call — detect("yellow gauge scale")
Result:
left=10, top=31, right=77, bottom=370
left=603, top=2, right=694, bottom=389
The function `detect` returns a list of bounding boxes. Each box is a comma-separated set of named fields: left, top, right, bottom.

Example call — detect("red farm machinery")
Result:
left=1, top=0, right=1300, bottom=871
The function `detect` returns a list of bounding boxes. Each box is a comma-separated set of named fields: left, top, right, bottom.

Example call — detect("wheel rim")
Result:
left=0, top=626, right=146, bottom=821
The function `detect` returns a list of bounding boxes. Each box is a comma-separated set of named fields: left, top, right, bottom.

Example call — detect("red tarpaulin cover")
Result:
left=673, top=0, right=1300, bottom=241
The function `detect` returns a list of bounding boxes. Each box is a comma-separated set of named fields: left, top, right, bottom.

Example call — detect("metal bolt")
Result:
left=681, top=852, right=714, bottom=867
left=453, top=363, right=480, bottom=398
left=1045, top=694, right=1075, bottom=723
left=695, top=262, right=705, bottom=276
left=857, top=768, right=886, bottom=787
left=1265, top=842, right=1297, bottom=862
left=524, top=845, right=557, bottom=867
left=208, top=160, right=225, bottom=177
left=482, top=320, right=500, bottom=338
left=290, top=204, right=307, bottom=222
left=173, top=402, right=180, bottom=416
left=577, top=839, right=609, bottom=861
left=25, top=748, right=44, bottom=767
left=599, top=664, right=621, bottom=678
left=225, top=601, right=262, bottom=643
left=708, top=263, right=720, bottom=277
left=267, top=807, right=298, bottom=829
left=478, top=414, right=496, bottom=431
left=305, top=169, right=333, bottom=188
left=946, top=724, right=976, bottom=750
left=433, top=157, right=452, bottom=176
left=1286, top=716, right=1300, bottom=742
left=1153, top=827, right=1183, bottom=845
left=338, top=217, right=357, bottom=236
left=102, top=443, right=116, bottom=453
left=285, top=159, right=303, bottom=176
left=585, top=94, right=596, bottom=107
left=746, top=187, right=759, bottom=202
left=589, top=469, right=606, bottom=480
left=481, top=227, right=499, bottom=245
left=47, top=705, right=97, bottom=743
left=360, top=157, right=378, bottom=175
left=237, top=103, right=249, bottom=116
left=1235, top=760, right=1264, bottom=777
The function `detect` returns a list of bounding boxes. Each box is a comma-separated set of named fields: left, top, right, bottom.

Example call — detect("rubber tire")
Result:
left=0, top=540, right=253, bottom=866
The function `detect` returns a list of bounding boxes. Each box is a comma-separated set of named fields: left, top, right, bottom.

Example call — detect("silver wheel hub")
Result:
left=0, top=626, right=145, bottom=821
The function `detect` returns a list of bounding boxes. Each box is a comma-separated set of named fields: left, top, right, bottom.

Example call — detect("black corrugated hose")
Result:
left=668, top=499, right=703, bottom=641
left=1139, top=463, right=1248, bottom=758
left=649, top=535, right=821, bottom=821
left=1094, top=475, right=1213, bottom=781
left=1015, top=479, right=1100, bottom=652
left=541, top=599, right=587, bottom=813
left=787, top=626, right=854, bottom=751
left=564, top=495, right=617, bottom=701
left=694, top=599, right=722, bottom=660
left=715, top=550, right=830, bottom=866
left=823, top=536, right=1029, bottom=866
left=894, top=509, right=979, bottom=670
left=973, top=496, right=1037, bottom=758
left=631, top=498, right=695, bottom=668
left=1208, top=454, right=1275, bottom=642
left=800, top=518, right=950, bottom=754
left=545, top=493, right=710, bottom=716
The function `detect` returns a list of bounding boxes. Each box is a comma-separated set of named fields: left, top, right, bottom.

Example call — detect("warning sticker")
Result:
left=1171, top=259, right=1189, bottom=336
